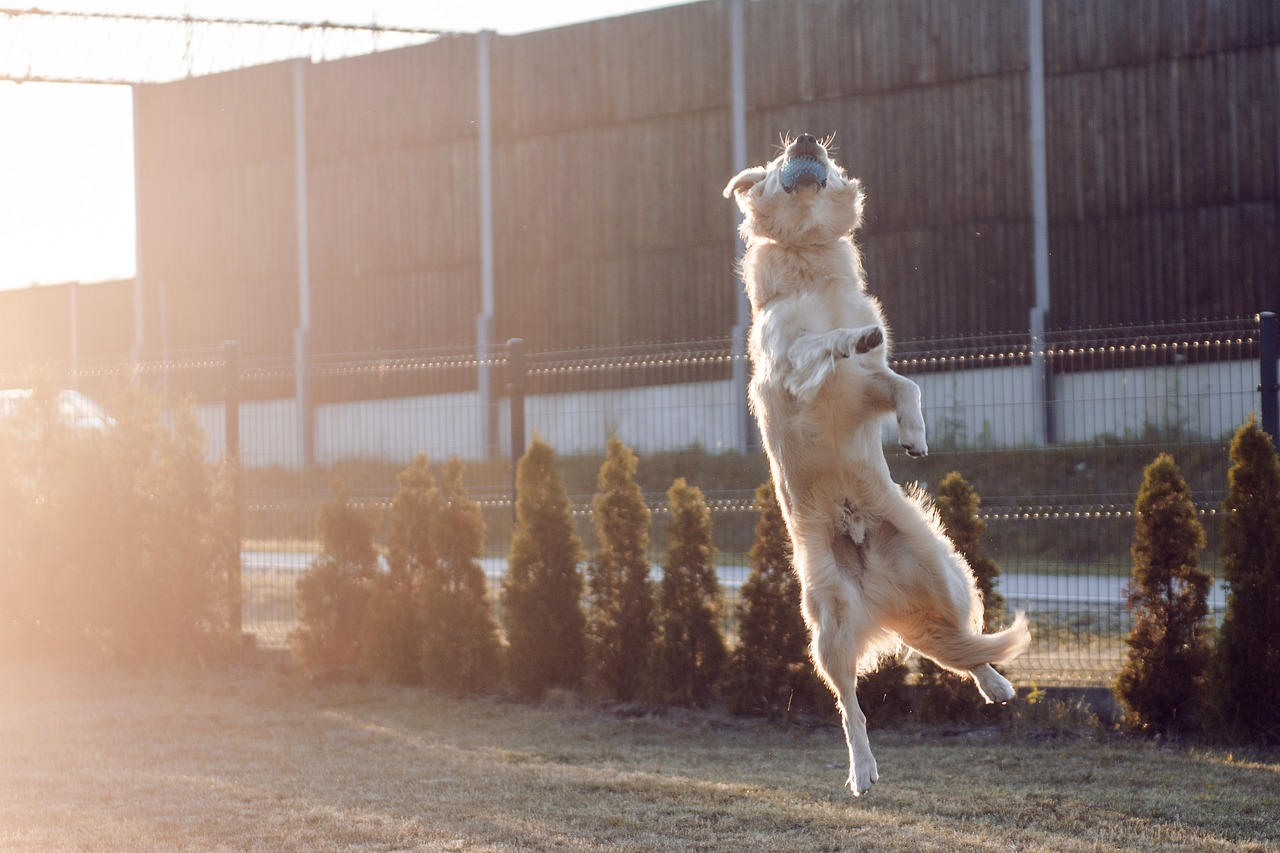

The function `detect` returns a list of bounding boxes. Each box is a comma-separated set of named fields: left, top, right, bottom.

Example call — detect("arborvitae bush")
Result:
left=1114, top=453, right=1212, bottom=735
left=918, top=471, right=1006, bottom=723
left=1, top=380, right=232, bottom=666
left=291, top=480, right=379, bottom=677
left=420, top=457, right=502, bottom=695
left=503, top=436, right=587, bottom=697
left=856, top=655, right=912, bottom=728
left=936, top=472, right=1005, bottom=625
left=586, top=436, right=655, bottom=701
left=361, top=453, right=438, bottom=684
left=1209, top=419, right=1280, bottom=743
left=725, top=481, right=827, bottom=718
left=84, top=385, right=231, bottom=665
left=0, top=393, right=33, bottom=653
left=655, top=478, right=726, bottom=706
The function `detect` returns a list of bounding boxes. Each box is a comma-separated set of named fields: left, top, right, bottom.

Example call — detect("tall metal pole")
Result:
left=477, top=30, right=498, bottom=458
left=507, top=338, right=526, bottom=525
left=1027, top=0, right=1052, bottom=447
left=729, top=0, right=753, bottom=453
left=1260, top=312, right=1279, bottom=448
left=68, top=281, right=78, bottom=390
left=223, top=340, right=243, bottom=642
left=293, top=58, right=314, bottom=468
left=130, top=84, right=145, bottom=373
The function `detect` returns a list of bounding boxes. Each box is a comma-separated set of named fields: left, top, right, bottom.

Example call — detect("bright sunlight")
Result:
left=0, top=81, right=135, bottom=289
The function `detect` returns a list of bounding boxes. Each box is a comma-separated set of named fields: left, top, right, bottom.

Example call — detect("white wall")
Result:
left=196, top=358, right=1270, bottom=467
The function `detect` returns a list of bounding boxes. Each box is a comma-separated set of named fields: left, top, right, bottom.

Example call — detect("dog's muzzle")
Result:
left=780, top=133, right=828, bottom=193
left=780, top=156, right=826, bottom=193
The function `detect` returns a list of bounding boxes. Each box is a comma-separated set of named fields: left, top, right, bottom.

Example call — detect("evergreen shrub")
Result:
left=1209, top=419, right=1280, bottom=743
left=419, top=457, right=502, bottom=695
left=0, top=379, right=233, bottom=666
left=291, top=481, right=379, bottom=677
left=918, top=471, right=1006, bottom=723
left=655, top=478, right=726, bottom=706
left=1114, top=453, right=1211, bottom=735
left=503, top=436, right=586, bottom=697
left=725, top=481, right=827, bottom=719
left=360, top=453, right=438, bottom=685
left=586, top=436, right=655, bottom=701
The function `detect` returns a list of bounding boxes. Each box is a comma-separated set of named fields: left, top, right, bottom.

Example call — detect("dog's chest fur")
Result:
left=746, top=239, right=885, bottom=392
left=744, top=240, right=871, bottom=321
left=745, top=238, right=893, bottom=522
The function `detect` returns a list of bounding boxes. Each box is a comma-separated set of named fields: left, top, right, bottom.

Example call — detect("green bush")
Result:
left=503, top=436, right=587, bottom=697
left=313, top=453, right=502, bottom=692
left=655, top=478, right=726, bottom=707
left=918, top=472, right=1006, bottom=723
left=360, top=453, right=438, bottom=684
left=0, top=379, right=233, bottom=666
left=586, top=436, right=655, bottom=701
left=419, top=457, right=502, bottom=695
left=725, top=481, right=827, bottom=719
left=291, top=481, right=379, bottom=677
left=1114, top=453, right=1211, bottom=735
left=1208, top=419, right=1280, bottom=743
left=855, top=656, right=911, bottom=728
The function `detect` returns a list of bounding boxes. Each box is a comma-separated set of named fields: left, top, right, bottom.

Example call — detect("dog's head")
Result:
left=723, top=133, right=864, bottom=247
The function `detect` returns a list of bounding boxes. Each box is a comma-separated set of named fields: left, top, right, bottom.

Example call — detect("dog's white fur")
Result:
left=725, top=135, right=1031, bottom=796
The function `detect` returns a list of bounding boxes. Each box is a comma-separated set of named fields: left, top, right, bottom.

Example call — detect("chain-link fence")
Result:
left=6, top=314, right=1276, bottom=687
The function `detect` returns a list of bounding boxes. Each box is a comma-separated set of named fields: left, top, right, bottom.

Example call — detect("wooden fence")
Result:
left=3, top=0, right=1277, bottom=374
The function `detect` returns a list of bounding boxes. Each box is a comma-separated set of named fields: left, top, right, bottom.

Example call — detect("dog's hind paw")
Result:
left=973, top=664, right=1015, bottom=704
left=847, top=761, right=879, bottom=797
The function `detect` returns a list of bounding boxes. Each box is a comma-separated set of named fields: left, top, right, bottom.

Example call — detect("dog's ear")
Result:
left=723, top=166, right=767, bottom=199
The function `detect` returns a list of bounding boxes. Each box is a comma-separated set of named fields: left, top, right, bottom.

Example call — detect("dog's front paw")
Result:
left=898, top=417, right=928, bottom=458
left=835, top=325, right=884, bottom=358
left=900, top=441, right=928, bottom=458
left=853, top=325, right=883, bottom=355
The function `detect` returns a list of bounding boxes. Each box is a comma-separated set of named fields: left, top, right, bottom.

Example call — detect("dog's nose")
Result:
left=792, top=133, right=822, bottom=157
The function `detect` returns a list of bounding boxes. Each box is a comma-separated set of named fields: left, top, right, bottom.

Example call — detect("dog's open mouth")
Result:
left=780, top=155, right=826, bottom=193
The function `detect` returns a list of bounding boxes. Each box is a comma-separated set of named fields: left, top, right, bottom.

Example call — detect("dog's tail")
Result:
left=907, top=611, right=1032, bottom=672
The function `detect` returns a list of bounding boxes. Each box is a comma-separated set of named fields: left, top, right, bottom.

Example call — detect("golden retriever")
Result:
left=724, top=134, right=1031, bottom=796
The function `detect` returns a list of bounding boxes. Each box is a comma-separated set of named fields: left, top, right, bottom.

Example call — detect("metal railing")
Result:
left=6, top=314, right=1275, bottom=687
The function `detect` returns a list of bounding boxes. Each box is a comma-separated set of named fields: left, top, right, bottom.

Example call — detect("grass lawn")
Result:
left=0, top=662, right=1276, bottom=852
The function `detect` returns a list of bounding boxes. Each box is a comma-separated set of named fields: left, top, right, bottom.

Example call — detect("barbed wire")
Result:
left=0, top=7, right=447, bottom=85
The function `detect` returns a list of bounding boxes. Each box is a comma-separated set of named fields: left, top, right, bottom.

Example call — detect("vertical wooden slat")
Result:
left=2, top=0, right=1272, bottom=375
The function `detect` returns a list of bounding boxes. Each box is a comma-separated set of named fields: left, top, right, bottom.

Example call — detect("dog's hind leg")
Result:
left=970, top=663, right=1016, bottom=704
left=796, top=534, right=879, bottom=796
left=809, top=593, right=878, bottom=796
left=893, top=611, right=1030, bottom=705
left=881, top=531, right=1029, bottom=704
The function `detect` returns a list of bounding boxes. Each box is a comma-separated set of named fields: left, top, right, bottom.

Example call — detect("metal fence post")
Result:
left=294, top=327, right=314, bottom=469
left=507, top=338, right=526, bottom=523
left=1260, top=311, right=1278, bottom=447
left=223, top=340, right=244, bottom=643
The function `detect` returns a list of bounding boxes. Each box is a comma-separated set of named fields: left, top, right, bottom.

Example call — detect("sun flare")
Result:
left=0, top=80, right=136, bottom=289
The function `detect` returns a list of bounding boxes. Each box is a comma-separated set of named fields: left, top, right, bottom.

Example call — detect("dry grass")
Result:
left=1, top=662, right=1276, bottom=852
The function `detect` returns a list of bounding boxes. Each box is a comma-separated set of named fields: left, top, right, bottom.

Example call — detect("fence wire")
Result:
left=3, top=316, right=1274, bottom=687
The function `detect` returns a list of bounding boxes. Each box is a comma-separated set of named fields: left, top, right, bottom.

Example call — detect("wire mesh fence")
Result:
left=4, top=315, right=1275, bottom=687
